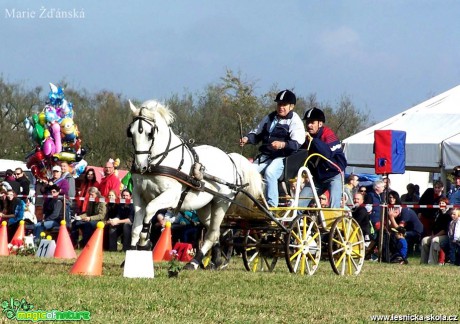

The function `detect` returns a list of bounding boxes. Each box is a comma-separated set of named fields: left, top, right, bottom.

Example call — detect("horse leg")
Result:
left=183, top=203, right=212, bottom=270
left=138, top=190, right=181, bottom=249
left=184, top=201, right=226, bottom=270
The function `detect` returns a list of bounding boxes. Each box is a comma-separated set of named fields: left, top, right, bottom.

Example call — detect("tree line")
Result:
left=0, top=70, right=372, bottom=169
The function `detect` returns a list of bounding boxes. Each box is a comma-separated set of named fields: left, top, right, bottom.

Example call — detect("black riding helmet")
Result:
left=274, top=89, right=296, bottom=105
left=303, top=107, right=325, bottom=123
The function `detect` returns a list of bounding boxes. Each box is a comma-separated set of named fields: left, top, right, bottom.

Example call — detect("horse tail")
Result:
left=228, top=153, right=264, bottom=208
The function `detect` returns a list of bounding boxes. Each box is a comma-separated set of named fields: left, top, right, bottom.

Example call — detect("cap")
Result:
left=303, top=107, right=326, bottom=122
left=52, top=165, right=61, bottom=172
left=452, top=166, right=460, bottom=177
left=274, top=90, right=296, bottom=105
left=391, top=226, right=406, bottom=236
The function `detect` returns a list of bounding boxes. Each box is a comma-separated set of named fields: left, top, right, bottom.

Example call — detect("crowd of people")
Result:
left=0, top=159, right=201, bottom=252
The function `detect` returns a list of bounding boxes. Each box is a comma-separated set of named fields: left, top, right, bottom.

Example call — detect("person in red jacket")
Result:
left=98, top=161, right=121, bottom=197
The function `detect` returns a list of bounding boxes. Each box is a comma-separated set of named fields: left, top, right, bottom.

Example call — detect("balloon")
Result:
left=24, top=117, right=33, bottom=136
left=33, top=124, right=45, bottom=143
left=60, top=118, right=77, bottom=142
left=45, top=106, right=58, bottom=123
left=26, top=149, right=45, bottom=169
left=38, top=112, right=46, bottom=126
left=53, top=151, right=76, bottom=162
left=42, top=137, right=55, bottom=156
left=50, top=121, right=61, bottom=153
left=43, top=129, right=50, bottom=139
left=72, top=159, right=87, bottom=178
left=48, top=83, right=64, bottom=106
left=61, top=99, right=74, bottom=119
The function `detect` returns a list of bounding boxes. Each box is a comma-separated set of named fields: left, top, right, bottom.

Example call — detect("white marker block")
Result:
left=35, top=239, right=56, bottom=258
left=123, top=250, right=155, bottom=278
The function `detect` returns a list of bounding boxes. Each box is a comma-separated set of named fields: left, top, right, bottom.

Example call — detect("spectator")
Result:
left=4, top=169, right=21, bottom=195
left=71, top=187, right=107, bottom=248
left=33, top=184, right=63, bottom=238
left=447, top=208, right=460, bottom=265
left=239, top=89, right=305, bottom=207
left=105, top=189, right=134, bottom=251
left=0, top=189, right=7, bottom=215
left=23, top=198, right=37, bottom=225
left=401, top=183, right=420, bottom=204
left=59, top=161, right=75, bottom=225
left=367, top=180, right=385, bottom=232
left=344, top=174, right=359, bottom=208
left=2, top=189, right=26, bottom=239
left=420, top=197, right=451, bottom=264
left=99, top=161, right=121, bottom=198
left=174, top=210, right=201, bottom=247
left=388, top=190, right=402, bottom=206
left=388, top=205, right=423, bottom=256
left=76, top=168, right=100, bottom=214
left=380, top=176, right=395, bottom=203
left=299, top=107, right=347, bottom=208
left=351, top=192, right=371, bottom=246
left=150, top=209, right=169, bottom=245
left=358, top=186, right=368, bottom=199
left=14, top=167, right=30, bottom=199
left=418, top=180, right=445, bottom=238
left=41, top=165, right=70, bottom=197
left=105, top=190, right=119, bottom=219
left=390, top=226, right=408, bottom=264
left=448, top=166, right=460, bottom=206
left=59, top=162, right=75, bottom=202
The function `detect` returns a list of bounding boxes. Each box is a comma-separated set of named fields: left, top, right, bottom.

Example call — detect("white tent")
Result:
left=343, top=85, right=460, bottom=175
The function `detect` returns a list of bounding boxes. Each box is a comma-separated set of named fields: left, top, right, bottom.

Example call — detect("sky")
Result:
left=1, top=0, right=460, bottom=124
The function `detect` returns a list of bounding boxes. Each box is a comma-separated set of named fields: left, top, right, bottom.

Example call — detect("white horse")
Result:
left=127, top=100, right=264, bottom=269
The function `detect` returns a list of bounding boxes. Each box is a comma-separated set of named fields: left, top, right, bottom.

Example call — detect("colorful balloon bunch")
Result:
left=24, top=83, right=87, bottom=180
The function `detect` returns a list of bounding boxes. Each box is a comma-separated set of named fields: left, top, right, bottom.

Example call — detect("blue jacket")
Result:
left=247, top=111, right=305, bottom=158
left=302, top=126, right=347, bottom=181
left=367, top=191, right=382, bottom=226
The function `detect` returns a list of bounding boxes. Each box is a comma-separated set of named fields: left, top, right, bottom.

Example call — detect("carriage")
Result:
left=127, top=100, right=365, bottom=276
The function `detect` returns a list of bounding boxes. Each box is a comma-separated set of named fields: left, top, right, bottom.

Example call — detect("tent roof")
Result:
left=343, top=85, right=460, bottom=172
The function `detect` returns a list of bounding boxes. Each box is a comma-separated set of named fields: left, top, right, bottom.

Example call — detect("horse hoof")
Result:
left=136, top=241, right=153, bottom=251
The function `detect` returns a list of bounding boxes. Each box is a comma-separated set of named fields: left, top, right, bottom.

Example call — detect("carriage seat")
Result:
left=279, top=149, right=309, bottom=197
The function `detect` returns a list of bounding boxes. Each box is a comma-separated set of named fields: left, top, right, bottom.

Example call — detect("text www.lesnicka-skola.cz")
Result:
left=370, top=314, right=458, bottom=322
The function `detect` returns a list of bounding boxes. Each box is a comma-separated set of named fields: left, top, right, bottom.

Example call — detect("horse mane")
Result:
left=135, top=100, right=176, bottom=125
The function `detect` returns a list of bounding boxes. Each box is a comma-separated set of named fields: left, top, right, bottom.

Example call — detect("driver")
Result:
left=239, top=89, right=305, bottom=207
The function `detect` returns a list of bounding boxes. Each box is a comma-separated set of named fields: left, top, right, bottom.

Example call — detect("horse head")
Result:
left=127, top=100, right=175, bottom=173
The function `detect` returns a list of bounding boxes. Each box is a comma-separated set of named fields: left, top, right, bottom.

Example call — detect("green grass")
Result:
left=0, top=253, right=458, bottom=323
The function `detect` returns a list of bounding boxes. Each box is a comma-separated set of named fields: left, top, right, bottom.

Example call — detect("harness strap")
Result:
left=141, top=165, right=254, bottom=212
left=174, top=187, right=191, bottom=215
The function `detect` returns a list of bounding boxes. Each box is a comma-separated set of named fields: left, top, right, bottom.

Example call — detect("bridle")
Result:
left=127, top=108, right=187, bottom=173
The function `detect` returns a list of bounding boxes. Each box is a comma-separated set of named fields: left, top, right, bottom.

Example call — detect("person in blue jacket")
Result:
left=240, top=89, right=305, bottom=207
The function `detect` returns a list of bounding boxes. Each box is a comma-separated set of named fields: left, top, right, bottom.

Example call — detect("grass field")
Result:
left=0, top=252, right=458, bottom=323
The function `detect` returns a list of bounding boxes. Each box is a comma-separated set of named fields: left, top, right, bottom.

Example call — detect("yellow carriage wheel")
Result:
left=285, top=214, right=321, bottom=275
left=328, top=216, right=365, bottom=275
left=201, top=228, right=235, bottom=270
left=242, top=229, right=279, bottom=272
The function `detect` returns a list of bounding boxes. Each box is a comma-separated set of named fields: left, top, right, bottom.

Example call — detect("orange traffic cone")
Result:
left=0, top=221, right=9, bottom=256
left=54, top=220, right=76, bottom=259
left=10, top=220, right=25, bottom=243
left=152, top=221, right=172, bottom=262
left=70, top=222, right=104, bottom=276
